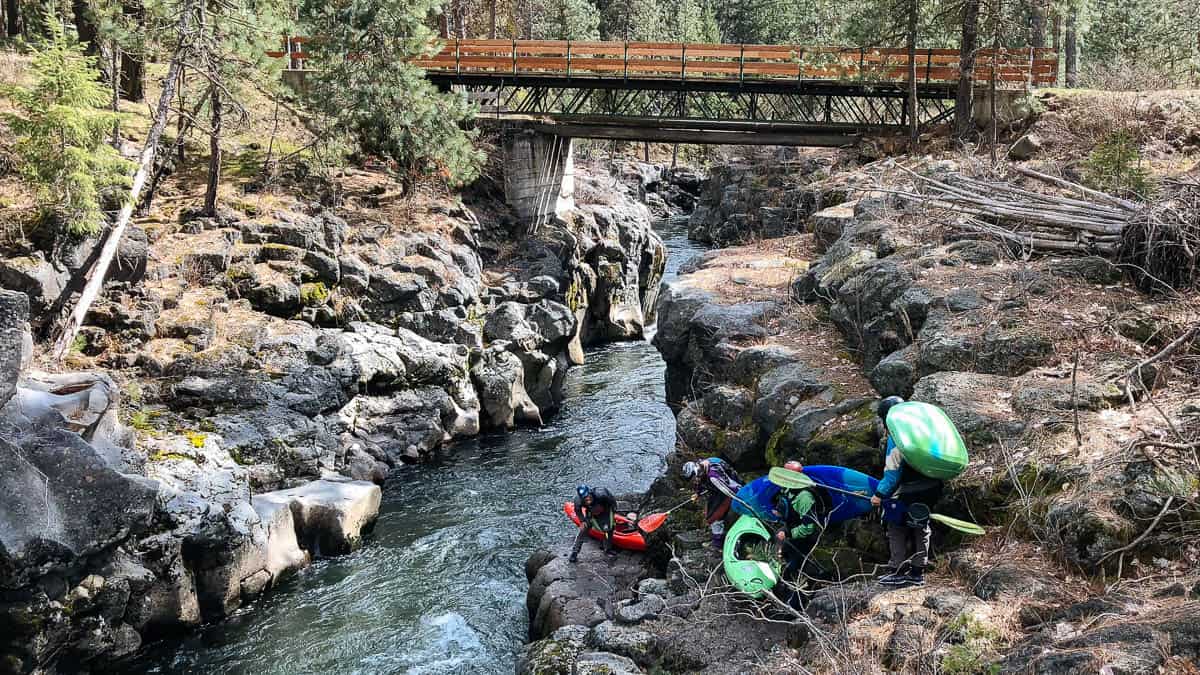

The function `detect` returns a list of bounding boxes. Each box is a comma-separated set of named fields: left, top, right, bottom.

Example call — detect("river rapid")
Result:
left=122, top=217, right=701, bottom=674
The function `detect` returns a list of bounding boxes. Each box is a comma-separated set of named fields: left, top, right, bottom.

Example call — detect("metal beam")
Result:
left=519, top=121, right=858, bottom=147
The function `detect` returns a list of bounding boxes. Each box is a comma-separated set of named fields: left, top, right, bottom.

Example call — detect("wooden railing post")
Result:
left=512, top=39, right=517, bottom=76
left=681, top=43, right=687, bottom=81
left=925, top=48, right=933, bottom=83
left=455, top=38, right=461, bottom=76
left=623, top=42, right=629, bottom=80
left=566, top=40, right=571, bottom=79
left=738, top=44, right=745, bottom=84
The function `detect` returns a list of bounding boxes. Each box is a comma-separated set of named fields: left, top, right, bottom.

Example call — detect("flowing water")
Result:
left=124, top=217, right=702, bottom=674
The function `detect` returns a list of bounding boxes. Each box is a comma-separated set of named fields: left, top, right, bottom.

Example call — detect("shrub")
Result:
left=1084, top=130, right=1154, bottom=200
left=1, top=16, right=132, bottom=236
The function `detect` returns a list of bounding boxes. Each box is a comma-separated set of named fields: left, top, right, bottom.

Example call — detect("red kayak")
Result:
left=563, top=501, right=647, bottom=552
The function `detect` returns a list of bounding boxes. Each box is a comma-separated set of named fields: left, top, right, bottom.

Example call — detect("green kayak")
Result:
left=722, top=515, right=780, bottom=598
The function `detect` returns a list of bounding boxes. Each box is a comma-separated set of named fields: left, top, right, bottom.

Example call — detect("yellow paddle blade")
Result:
left=930, top=513, right=986, bottom=535
left=768, top=467, right=816, bottom=489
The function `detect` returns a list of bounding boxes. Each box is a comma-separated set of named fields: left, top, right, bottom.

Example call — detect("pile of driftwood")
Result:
left=895, top=165, right=1143, bottom=257
left=1120, top=177, right=1200, bottom=293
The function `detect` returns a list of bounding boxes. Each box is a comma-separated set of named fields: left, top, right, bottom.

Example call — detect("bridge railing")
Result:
left=414, top=40, right=1057, bottom=86
left=270, top=38, right=1057, bottom=87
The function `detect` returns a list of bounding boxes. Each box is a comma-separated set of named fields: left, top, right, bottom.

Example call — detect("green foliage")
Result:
left=941, top=614, right=1001, bottom=675
left=302, top=0, right=482, bottom=189
left=668, top=0, right=720, bottom=43
left=2, top=17, right=132, bottom=236
left=129, top=410, right=154, bottom=431
left=600, top=0, right=664, bottom=41
left=300, top=281, right=330, bottom=306
left=1084, top=130, right=1153, bottom=199
left=533, top=0, right=600, bottom=39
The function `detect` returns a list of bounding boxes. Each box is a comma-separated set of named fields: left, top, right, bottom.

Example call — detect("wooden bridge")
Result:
left=275, top=38, right=1057, bottom=145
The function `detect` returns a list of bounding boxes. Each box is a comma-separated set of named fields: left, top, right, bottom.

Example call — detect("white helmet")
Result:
left=682, top=461, right=700, bottom=479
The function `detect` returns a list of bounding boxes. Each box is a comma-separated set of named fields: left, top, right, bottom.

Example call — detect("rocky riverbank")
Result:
left=0, top=159, right=701, bottom=672
left=521, top=154, right=1200, bottom=673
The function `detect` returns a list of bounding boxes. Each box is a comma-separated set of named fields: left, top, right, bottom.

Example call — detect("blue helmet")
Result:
left=576, top=484, right=591, bottom=499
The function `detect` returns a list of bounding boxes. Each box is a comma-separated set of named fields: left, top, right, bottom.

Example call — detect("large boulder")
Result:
left=471, top=345, right=542, bottom=429
left=252, top=478, right=381, bottom=556
left=526, top=546, right=650, bottom=641
left=0, top=290, right=30, bottom=408
left=0, top=378, right=157, bottom=589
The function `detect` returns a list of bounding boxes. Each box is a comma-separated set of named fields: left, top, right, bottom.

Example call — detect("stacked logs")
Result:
left=894, top=165, right=1142, bottom=257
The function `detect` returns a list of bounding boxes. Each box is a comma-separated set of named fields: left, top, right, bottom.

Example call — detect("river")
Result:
left=123, top=217, right=702, bottom=674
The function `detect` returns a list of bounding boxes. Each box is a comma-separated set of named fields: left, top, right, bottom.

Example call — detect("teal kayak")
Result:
left=722, top=515, right=780, bottom=598
left=886, top=401, right=969, bottom=480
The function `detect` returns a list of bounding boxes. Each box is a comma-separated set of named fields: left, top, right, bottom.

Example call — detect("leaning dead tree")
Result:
left=52, top=0, right=199, bottom=361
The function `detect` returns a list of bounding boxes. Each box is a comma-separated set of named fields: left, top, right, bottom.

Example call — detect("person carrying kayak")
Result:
left=683, top=457, right=744, bottom=547
left=870, top=396, right=945, bottom=588
left=772, top=461, right=831, bottom=609
left=570, top=484, right=617, bottom=562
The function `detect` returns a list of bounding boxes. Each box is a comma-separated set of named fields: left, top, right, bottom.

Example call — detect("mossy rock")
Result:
left=803, top=402, right=881, bottom=475
left=300, top=282, right=331, bottom=307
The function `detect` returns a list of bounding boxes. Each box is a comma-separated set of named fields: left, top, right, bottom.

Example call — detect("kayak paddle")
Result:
left=769, top=467, right=868, bottom=499
left=768, top=468, right=986, bottom=536
left=930, top=513, right=986, bottom=536
left=635, top=497, right=694, bottom=533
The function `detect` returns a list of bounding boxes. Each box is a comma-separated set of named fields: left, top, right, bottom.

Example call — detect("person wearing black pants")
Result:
left=570, top=484, right=617, bottom=562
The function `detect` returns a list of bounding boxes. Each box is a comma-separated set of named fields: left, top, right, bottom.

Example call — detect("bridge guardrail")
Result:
left=270, top=37, right=1057, bottom=87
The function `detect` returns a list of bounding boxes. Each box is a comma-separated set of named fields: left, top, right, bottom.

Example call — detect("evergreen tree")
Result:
left=303, top=0, right=482, bottom=191
left=600, top=0, right=663, bottom=41
left=2, top=16, right=131, bottom=236
left=669, top=0, right=719, bottom=43
left=533, top=0, right=600, bottom=39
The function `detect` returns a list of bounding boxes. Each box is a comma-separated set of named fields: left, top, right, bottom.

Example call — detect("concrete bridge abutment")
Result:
left=502, top=127, right=575, bottom=227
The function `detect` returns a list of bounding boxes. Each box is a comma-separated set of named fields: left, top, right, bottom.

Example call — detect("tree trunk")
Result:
left=118, top=0, right=145, bottom=101
left=204, top=86, right=222, bottom=215
left=111, top=43, right=120, bottom=147
left=72, top=0, right=99, bottom=52
left=1064, top=12, right=1078, bottom=87
left=906, top=0, right=919, bottom=149
left=955, top=0, right=980, bottom=139
left=5, top=0, right=19, bottom=37
left=53, top=0, right=197, bottom=361
left=1051, top=12, right=1061, bottom=85
left=438, top=10, right=448, bottom=38
left=990, top=0, right=1001, bottom=164
left=1029, top=0, right=1046, bottom=49
left=489, top=0, right=497, bottom=38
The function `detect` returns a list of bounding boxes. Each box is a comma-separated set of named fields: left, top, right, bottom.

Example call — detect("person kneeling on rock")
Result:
left=870, top=396, right=944, bottom=589
left=570, top=484, right=617, bottom=562
left=773, top=461, right=831, bottom=609
left=683, top=457, right=744, bottom=547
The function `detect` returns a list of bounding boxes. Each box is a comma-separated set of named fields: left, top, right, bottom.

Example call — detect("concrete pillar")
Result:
left=503, top=128, right=575, bottom=227
left=972, top=87, right=1034, bottom=129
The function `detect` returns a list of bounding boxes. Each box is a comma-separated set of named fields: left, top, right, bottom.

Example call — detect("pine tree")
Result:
left=2, top=16, right=131, bottom=236
left=600, top=0, right=663, bottom=41
left=533, top=0, right=600, bottom=39
left=303, top=0, right=482, bottom=191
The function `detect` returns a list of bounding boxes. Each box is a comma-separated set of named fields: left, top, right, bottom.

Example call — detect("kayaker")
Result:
left=772, top=461, right=831, bottom=609
left=870, top=396, right=945, bottom=588
left=569, top=484, right=617, bottom=562
left=683, top=457, right=744, bottom=547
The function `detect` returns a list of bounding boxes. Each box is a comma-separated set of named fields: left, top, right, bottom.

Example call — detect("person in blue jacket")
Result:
left=869, top=396, right=944, bottom=588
